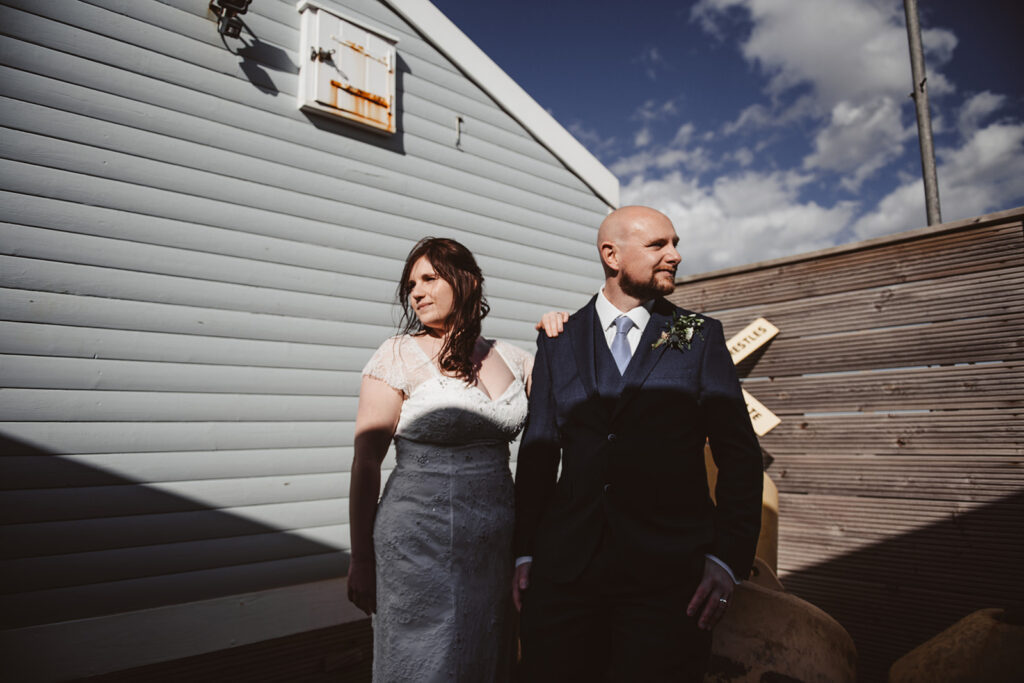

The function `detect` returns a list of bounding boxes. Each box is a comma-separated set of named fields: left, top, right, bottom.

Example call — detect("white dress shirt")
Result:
left=518, top=289, right=739, bottom=584
left=594, top=288, right=653, bottom=358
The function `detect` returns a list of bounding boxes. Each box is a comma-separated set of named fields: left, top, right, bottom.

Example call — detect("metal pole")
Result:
left=903, top=0, right=942, bottom=225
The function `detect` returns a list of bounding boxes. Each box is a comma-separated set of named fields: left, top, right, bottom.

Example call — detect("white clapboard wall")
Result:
left=0, top=0, right=614, bottom=678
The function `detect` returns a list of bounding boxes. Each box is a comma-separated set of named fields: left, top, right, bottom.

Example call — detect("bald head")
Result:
left=596, top=205, right=681, bottom=308
left=596, top=206, right=672, bottom=251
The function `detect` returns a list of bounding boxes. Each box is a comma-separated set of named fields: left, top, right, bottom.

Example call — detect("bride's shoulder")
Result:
left=493, top=339, right=534, bottom=374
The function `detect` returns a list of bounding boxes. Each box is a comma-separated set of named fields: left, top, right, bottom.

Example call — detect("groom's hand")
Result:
left=535, top=311, right=569, bottom=337
left=512, top=561, right=531, bottom=612
left=686, top=558, right=735, bottom=630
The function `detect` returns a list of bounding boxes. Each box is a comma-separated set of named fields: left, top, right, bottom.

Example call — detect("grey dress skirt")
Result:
left=362, top=336, right=532, bottom=682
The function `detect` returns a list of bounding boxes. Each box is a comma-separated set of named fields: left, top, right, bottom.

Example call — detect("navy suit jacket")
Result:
left=514, top=295, right=763, bottom=585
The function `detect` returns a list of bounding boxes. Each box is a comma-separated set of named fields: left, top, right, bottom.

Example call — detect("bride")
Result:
left=347, top=237, right=534, bottom=682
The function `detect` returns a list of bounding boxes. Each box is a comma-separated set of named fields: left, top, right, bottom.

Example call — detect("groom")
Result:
left=513, top=206, right=764, bottom=682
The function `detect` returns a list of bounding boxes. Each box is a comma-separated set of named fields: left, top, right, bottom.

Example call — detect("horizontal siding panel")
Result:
left=0, top=0, right=612, bottom=673
left=0, top=190, right=599, bottom=303
left=0, top=84, right=603, bottom=242
left=0, top=156, right=603, bottom=285
left=0, top=258, right=396, bottom=330
left=2, top=500, right=346, bottom=558
left=0, top=316, right=381, bottom=371
left=1, top=447, right=355, bottom=489
left=675, top=222, right=1023, bottom=311
left=2, top=473, right=349, bottom=523
left=0, top=220, right=585, bottom=315
left=0, top=63, right=603, bottom=228
left=734, top=314, right=1024, bottom=377
left=710, top=268, right=1024, bottom=339
left=143, top=0, right=536, bottom=141
left=87, top=0, right=548, bottom=151
left=5, top=0, right=552, bottom=166
left=674, top=211, right=1024, bottom=683
left=0, top=355, right=357, bottom=395
left=0, top=41, right=605, bottom=215
left=762, top=409, right=1024, bottom=456
left=0, top=256, right=545, bottom=341
left=0, top=550, right=348, bottom=629
left=1, top=420, right=354, bottom=454
left=0, top=0, right=617, bottom=674
left=777, top=494, right=1024, bottom=574
left=748, top=362, right=1023, bottom=414
left=3, top=523, right=348, bottom=594
left=0, top=389, right=358, bottom=422
left=770, top=457, right=1023, bottom=502
left=0, top=11, right=594, bottom=195
left=0, top=129, right=599, bottom=274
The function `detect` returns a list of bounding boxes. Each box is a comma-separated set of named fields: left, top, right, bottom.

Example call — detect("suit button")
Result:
left=607, top=433, right=616, bottom=442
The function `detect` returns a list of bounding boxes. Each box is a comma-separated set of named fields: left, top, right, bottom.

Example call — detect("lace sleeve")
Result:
left=362, top=336, right=410, bottom=396
left=497, top=341, right=535, bottom=382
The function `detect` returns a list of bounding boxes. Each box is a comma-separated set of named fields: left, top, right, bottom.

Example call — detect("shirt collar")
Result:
left=596, top=288, right=654, bottom=333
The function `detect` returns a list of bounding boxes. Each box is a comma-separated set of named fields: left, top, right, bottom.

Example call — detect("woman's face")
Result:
left=408, top=256, right=456, bottom=333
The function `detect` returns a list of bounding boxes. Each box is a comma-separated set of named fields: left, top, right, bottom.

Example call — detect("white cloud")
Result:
left=957, top=91, right=1006, bottom=138
left=610, top=146, right=712, bottom=177
left=601, top=0, right=1021, bottom=276
left=733, top=147, right=754, bottom=167
left=673, top=122, right=696, bottom=145
left=567, top=121, right=619, bottom=158
left=633, top=98, right=679, bottom=122
left=635, top=46, right=667, bottom=80
left=803, top=96, right=914, bottom=191
left=621, top=169, right=858, bottom=273
left=695, top=0, right=956, bottom=108
left=692, top=0, right=960, bottom=192
left=852, top=120, right=1024, bottom=239
left=610, top=120, right=711, bottom=177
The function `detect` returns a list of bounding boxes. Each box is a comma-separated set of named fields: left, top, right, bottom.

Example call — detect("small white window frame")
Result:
left=297, top=1, right=400, bottom=135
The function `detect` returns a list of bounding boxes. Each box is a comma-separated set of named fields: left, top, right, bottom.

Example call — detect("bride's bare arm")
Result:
left=347, top=376, right=403, bottom=615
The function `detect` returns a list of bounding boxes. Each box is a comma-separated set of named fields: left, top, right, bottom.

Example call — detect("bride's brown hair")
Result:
left=398, top=237, right=490, bottom=381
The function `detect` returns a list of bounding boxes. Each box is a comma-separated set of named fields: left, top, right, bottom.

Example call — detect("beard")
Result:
left=620, top=267, right=676, bottom=300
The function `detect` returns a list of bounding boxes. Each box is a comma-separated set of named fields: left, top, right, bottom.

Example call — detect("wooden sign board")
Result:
left=742, top=389, right=781, bottom=437
left=727, top=317, right=780, bottom=364
left=724, top=316, right=782, bottom=436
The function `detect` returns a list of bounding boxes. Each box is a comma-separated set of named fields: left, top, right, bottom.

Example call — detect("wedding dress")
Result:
left=361, top=334, right=532, bottom=682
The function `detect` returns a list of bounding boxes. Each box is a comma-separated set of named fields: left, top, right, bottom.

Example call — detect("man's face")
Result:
left=616, top=214, right=681, bottom=300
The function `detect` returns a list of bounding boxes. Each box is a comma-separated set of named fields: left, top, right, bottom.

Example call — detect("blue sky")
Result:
left=431, top=0, right=1024, bottom=274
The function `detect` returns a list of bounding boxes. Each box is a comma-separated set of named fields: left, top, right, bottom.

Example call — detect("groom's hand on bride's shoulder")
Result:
left=535, top=311, right=570, bottom=338
left=512, top=561, right=531, bottom=612
left=686, top=558, right=735, bottom=630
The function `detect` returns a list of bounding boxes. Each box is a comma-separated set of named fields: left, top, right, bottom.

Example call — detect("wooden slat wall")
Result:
left=669, top=208, right=1024, bottom=683
left=0, top=0, right=610, bottom=678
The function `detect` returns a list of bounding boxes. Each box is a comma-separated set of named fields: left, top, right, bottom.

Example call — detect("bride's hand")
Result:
left=347, top=558, right=377, bottom=615
left=535, top=311, right=569, bottom=338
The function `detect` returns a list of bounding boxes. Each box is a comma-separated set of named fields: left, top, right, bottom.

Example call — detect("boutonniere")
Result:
left=651, top=313, right=705, bottom=351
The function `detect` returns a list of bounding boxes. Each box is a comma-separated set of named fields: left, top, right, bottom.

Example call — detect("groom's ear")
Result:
left=599, top=241, right=619, bottom=274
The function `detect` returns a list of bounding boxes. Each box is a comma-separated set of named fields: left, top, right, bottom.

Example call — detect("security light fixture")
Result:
left=210, top=0, right=252, bottom=38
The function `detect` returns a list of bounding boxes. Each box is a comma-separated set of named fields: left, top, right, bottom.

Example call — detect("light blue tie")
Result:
left=611, top=315, right=635, bottom=374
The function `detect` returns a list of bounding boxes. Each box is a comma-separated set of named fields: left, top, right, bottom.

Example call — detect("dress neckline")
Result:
left=407, top=335, right=521, bottom=403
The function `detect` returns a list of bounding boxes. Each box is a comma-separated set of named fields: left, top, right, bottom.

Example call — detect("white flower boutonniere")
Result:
left=652, top=313, right=705, bottom=351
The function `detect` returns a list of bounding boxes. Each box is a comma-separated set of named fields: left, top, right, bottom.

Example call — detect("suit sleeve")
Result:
left=513, top=331, right=562, bottom=558
left=698, top=318, right=764, bottom=580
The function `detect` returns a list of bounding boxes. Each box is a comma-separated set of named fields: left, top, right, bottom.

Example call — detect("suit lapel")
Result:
left=610, top=299, right=673, bottom=422
left=568, top=296, right=600, bottom=404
